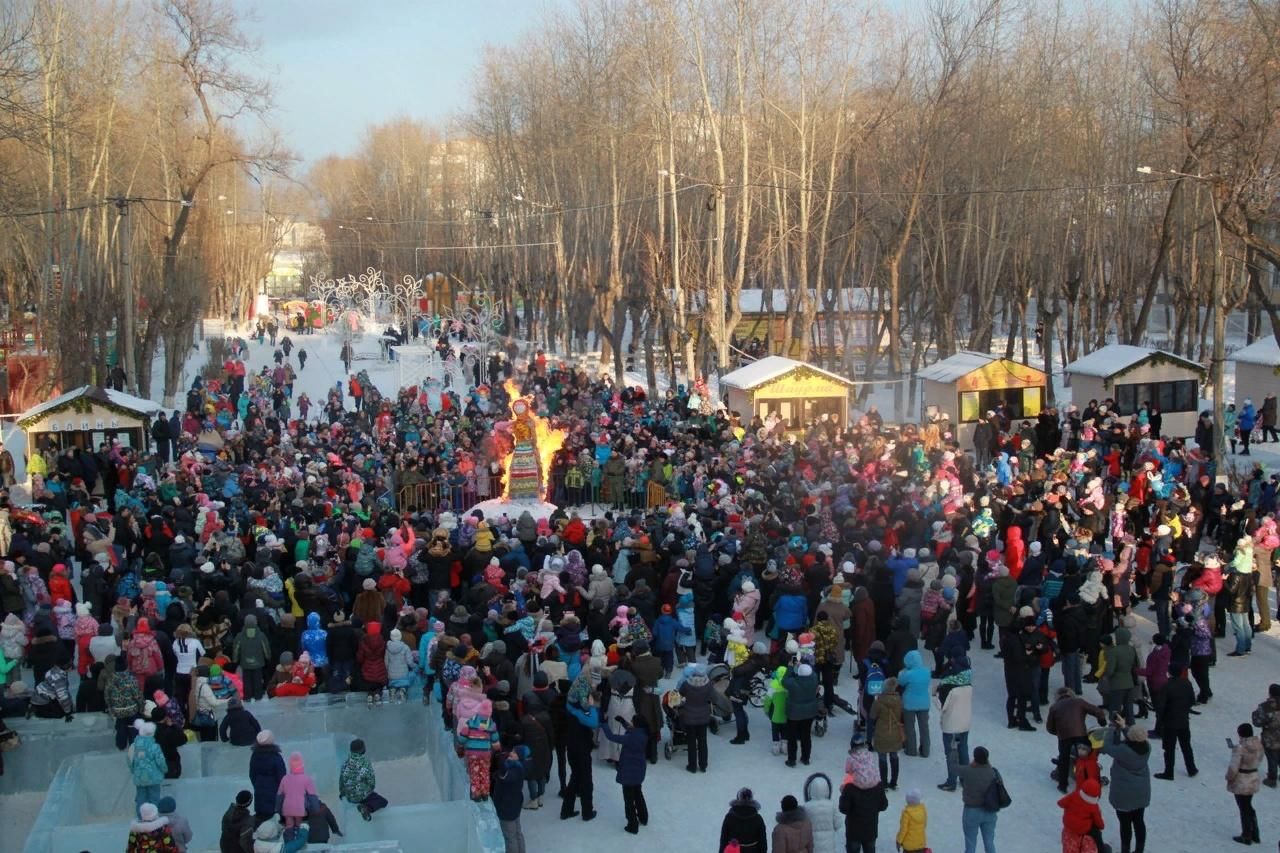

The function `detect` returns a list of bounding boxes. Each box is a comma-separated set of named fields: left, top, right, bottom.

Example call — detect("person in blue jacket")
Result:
left=418, top=619, right=442, bottom=705
left=675, top=591, right=698, bottom=666
left=1239, top=398, right=1258, bottom=455
left=601, top=714, right=651, bottom=834
left=651, top=604, right=680, bottom=677
left=301, top=613, right=329, bottom=686
left=886, top=549, right=920, bottom=595
left=491, top=747, right=528, bottom=853
left=897, top=650, right=933, bottom=758
left=773, top=584, right=809, bottom=637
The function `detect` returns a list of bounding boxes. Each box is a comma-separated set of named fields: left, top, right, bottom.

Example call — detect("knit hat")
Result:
left=235, top=790, right=253, bottom=806
left=350, top=738, right=366, bottom=754
left=1126, top=727, right=1148, bottom=744
left=199, top=561, right=215, bottom=574
left=157, top=796, right=176, bottom=814
left=390, top=628, right=403, bottom=642
left=781, top=794, right=799, bottom=812
left=257, top=730, right=274, bottom=746
left=139, top=803, right=159, bottom=821
left=732, top=787, right=760, bottom=809
left=289, top=751, right=305, bottom=773
left=905, top=788, right=922, bottom=805
left=135, top=618, right=152, bottom=634
left=209, top=664, right=223, bottom=677
left=363, top=578, right=377, bottom=591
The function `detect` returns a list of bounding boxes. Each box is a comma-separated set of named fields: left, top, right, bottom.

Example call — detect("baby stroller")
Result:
left=705, top=663, right=740, bottom=733
left=661, top=689, right=688, bottom=760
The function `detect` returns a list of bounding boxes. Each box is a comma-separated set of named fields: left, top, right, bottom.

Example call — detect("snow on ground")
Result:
left=521, top=606, right=1280, bottom=852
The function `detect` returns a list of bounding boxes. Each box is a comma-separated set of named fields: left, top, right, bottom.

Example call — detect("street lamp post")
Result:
left=337, top=225, right=364, bottom=270
left=1137, top=166, right=1226, bottom=469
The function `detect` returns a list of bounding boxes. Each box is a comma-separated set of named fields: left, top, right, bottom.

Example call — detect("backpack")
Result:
left=441, top=655, right=463, bottom=686
left=865, top=660, right=886, bottom=697
left=115, top=572, right=141, bottom=601
left=354, top=546, right=379, bottom=577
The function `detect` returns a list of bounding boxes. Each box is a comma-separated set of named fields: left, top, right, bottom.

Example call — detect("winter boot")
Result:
left=367, top=692, right=376, bottom=709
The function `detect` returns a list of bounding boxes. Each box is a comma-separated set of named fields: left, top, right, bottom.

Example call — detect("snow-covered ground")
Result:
left=515, top=603, right=1280, bottom=852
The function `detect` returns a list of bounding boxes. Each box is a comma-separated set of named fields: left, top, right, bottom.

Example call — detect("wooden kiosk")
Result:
left=17, top=385, right=166, bottom=460
left=917, top=352, right=1048, bottom=447
left=1232, top=338, right=1280, bottom=403
left=720, top=356, right=856, bottom=430
left=1064, top=344, right=1204, bottom=438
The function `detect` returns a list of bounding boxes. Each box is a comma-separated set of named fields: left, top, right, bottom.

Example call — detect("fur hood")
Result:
left=1078, top=571, right=1106, bottom=605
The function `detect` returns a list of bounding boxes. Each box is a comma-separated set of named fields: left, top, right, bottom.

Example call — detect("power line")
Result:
left=0, top=200, right=113, bottom=219
left=326, top=240, right=559, bottom=250
left=0, top=174, right=1183, bottom=223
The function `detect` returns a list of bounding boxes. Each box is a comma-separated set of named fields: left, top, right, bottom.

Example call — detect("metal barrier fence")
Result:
left=395, top=471, right=664, bottom=514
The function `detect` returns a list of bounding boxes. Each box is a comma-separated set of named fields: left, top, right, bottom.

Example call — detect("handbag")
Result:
left=305, top=792, right=322, bottom=814
left=983, top=769, right=1012, bottom=811
left=192, top=710, right=216, bottom=728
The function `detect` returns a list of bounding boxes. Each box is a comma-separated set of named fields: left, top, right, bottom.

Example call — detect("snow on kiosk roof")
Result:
left=720, top=355, right=856, bottom=390
left=1064, top=344, right=1204, bottom=379
left=915, top=351, right=1008, bottom=384
left=1231, top=336, right=1280, bottom=367
left=17, top=385, right=166, bottom=427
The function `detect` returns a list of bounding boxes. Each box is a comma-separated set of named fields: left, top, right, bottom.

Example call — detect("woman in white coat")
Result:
left=802, top=772, right=842, bottom=853
left=934, top=676, right=973, bottom=791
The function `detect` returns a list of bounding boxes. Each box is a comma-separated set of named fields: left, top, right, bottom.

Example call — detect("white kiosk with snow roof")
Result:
left=1064, top=344, right=1204, bottom=438
left=1232, top=337, right=1280, bottom=405
left=16, top=385, right=166, bottom=461
left=917, top=351, right=1047, bottom=448
left=720, top=355, right=856, bottom=430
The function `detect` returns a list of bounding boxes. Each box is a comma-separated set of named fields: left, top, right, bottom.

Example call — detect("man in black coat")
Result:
left=559, top=696, right=599, bottom=821
left=1154, top=664, right=1198, bottom=780
left=1001, top=616, right=1044, bottom=731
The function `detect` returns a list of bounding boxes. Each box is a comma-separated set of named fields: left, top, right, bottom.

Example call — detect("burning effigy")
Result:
left=496, top=379, right=565, bottom=503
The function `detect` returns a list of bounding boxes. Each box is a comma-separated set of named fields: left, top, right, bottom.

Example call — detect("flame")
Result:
left=499, top=378, right=566, bottom=502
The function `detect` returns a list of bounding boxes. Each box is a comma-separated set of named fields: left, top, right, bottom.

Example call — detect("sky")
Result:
left=233, top=0, right=557, bottom=167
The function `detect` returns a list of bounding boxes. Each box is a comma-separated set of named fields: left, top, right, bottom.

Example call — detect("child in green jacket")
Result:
left=763, top=665, right=789, bottom=755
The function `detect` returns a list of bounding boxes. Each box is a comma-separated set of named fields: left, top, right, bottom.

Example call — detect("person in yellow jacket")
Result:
left=26, top=447, right=48, bottom=491
left=895, top=788, right=928, bottom=852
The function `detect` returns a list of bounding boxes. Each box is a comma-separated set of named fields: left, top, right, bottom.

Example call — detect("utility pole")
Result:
left=114, top=197, right=136, bottom=394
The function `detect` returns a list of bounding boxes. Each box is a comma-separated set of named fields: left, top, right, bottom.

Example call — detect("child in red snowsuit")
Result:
left=1058, top=777, right=1105, bottom=853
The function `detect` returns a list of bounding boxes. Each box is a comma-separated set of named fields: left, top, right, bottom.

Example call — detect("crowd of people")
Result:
left=0, top=318, right=1279, bottom=853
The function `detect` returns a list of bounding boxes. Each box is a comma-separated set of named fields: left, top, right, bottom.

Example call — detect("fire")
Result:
left=499, top=378, right=566, bottom=502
